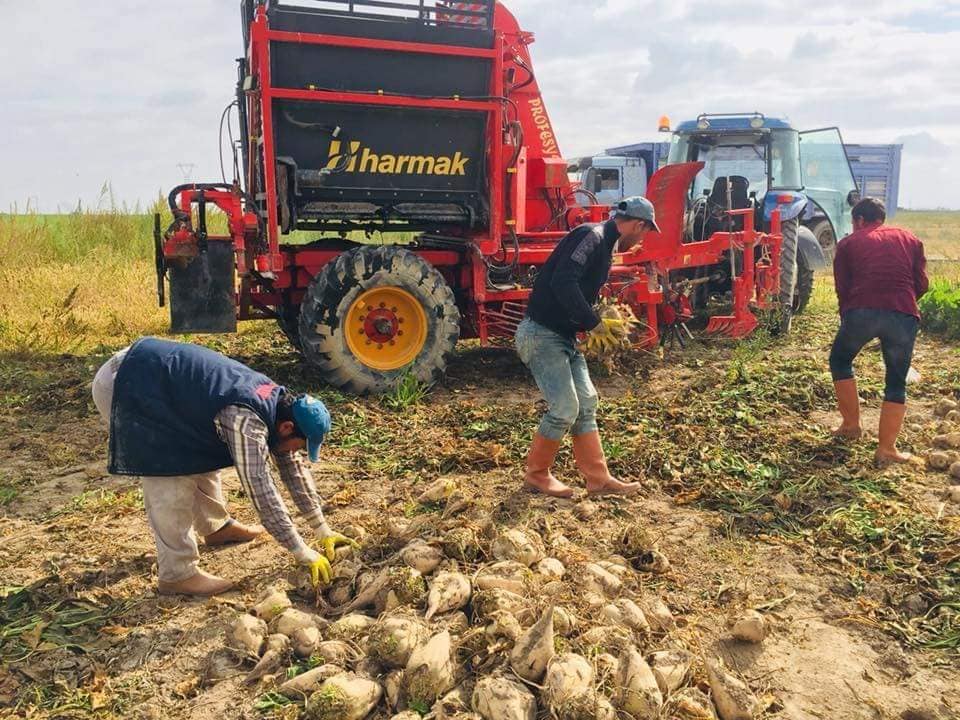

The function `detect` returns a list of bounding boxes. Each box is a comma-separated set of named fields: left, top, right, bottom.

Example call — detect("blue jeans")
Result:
left=829, top=308, right=919, bottom=404
left=515, top=318, right=599, bottom=440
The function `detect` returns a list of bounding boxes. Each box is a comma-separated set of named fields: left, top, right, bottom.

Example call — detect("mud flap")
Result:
left=169, top=240, right=237, bottom=333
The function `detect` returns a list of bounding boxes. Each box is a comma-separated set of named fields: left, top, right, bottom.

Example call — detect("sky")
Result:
left=3, top=0, right=960, bottom=212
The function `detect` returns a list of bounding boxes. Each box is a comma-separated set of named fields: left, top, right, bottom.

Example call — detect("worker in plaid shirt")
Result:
left=92, top=338, right=354, bottom=597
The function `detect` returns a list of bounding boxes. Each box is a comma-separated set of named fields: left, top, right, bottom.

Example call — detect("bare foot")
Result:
left=874, top=449, right=913, bottom=467
left=833, top=424, right=863, bottom=440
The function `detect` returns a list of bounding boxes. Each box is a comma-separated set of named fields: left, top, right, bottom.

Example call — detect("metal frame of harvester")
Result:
left=156, top=0, right=786, bottom=393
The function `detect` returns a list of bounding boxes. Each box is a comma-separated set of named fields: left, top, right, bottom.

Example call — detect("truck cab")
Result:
left=568, top=154, right=648, bottom=206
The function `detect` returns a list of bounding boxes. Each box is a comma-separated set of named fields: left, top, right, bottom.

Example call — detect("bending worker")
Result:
left=92, top=337, right=353, bottom=596
left=830, top=198, right=928, bottom=465
left=516, top=197, right=657, bottom=498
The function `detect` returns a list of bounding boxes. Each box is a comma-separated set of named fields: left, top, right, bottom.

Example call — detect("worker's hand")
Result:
left=583, top=317, right=630, bottom=354
left=294, top=545, right=333, bottom=588
left=320, top=532, right=360, bottom=562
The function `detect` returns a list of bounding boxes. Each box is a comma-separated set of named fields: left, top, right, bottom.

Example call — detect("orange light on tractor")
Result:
left=658, top=115, right=671, bottom=132
left=777, top=194, right=795, bottom=203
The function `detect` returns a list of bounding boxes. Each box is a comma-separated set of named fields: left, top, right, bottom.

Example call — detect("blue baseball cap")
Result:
left=613, top=196, right=661, bottom=233
left=292, top=395, right=331, bottom=462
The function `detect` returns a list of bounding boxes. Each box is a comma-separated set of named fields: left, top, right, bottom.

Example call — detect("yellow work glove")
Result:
left=293, top=545, right=333, bottom=588
left=320, top=533, right=360, bottom=562
left=584, top=317, right=630, bottom=354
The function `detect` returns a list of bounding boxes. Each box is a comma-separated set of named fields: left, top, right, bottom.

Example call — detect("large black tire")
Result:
left=808, top=218, right=836, bottom=258
left=792, top=250, right=814, bottom=315
left=277, top=304, right=301, bottom=350
left=298, top=246, right=460, bottom=394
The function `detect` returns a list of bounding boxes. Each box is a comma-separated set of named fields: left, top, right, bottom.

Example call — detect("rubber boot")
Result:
left=573, top=431, right=641, bottom=496
left=876, top=401, right=912, bottom=465
left=524, top=433, right=573, bottom=498
left=204, top=519, right=264, bottom=546
left=158, top=569, right=235, bottom=597
left=833, top=379, right=863, bottom=439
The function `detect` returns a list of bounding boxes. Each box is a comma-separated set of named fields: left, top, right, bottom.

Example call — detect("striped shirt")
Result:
left=214, top=405, right=330, bottom=552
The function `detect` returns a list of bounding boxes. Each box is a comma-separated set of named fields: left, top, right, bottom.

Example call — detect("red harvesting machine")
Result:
left=156, top=0, right=785, bottom=393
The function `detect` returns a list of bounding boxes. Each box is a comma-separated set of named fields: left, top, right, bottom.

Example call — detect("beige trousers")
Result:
left=93, top=350, right=230, bottom=582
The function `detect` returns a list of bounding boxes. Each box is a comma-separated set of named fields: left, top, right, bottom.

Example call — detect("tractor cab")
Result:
left=666, top=113, right=859, bottom=252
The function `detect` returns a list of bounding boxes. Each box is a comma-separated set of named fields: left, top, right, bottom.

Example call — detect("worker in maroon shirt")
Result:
left=829, top=197, right=928, bottom=465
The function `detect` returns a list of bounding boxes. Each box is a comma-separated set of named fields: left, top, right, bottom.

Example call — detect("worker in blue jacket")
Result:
left=91, top=338, right=353, bottom=597
left=517, top=197, right=658, bottom=498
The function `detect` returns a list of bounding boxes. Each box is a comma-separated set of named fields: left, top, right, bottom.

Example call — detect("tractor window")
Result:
left=598, top=169, right=620, bottom=192
left=692, top=144, right=768, bottom=199
left=769, top=130, right=801, bottom=189
left=667, top=134, right=692, bottom=164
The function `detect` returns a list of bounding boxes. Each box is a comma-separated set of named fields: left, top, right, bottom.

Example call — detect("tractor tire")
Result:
left=298, top=246, right=460, bottom=394
left=779, top=217, right=800, bottom=309
left=277, top=304, right=301, bottom=351
left=808, top=218, right=836, bottom=258
left=792, top=250, right=814, bottom=315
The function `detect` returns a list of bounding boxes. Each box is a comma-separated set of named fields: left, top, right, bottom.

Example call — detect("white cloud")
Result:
left=2, top=0, right=959, bottom=210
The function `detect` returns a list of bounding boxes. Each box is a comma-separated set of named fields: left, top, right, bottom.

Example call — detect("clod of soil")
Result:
left=949, top=461, right=960, bottom=480
left=731, top=610, right=768, bottom=643
left=417, top=477, right=458, bottom=504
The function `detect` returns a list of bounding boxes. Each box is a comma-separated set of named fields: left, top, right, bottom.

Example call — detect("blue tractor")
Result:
left=663, top=113, right=861, bottom=326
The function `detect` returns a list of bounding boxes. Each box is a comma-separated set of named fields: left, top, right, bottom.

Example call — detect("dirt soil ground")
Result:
left=1, top=310, right=958, bottom=720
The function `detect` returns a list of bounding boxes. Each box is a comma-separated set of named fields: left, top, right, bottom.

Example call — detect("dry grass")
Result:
left=892, top=210, right=960, bottom=261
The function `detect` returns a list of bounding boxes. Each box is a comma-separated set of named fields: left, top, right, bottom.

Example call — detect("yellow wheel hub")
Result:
left=345, top=286, right=428, bottom=371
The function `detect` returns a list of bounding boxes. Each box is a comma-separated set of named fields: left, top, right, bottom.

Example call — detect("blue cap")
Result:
left=613, top=196, right=661, bottom=233
left=292, top=395, right=331, bottom=462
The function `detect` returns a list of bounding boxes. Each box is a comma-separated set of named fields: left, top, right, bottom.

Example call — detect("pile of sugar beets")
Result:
left=217, top=479, right=769, bottom=720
